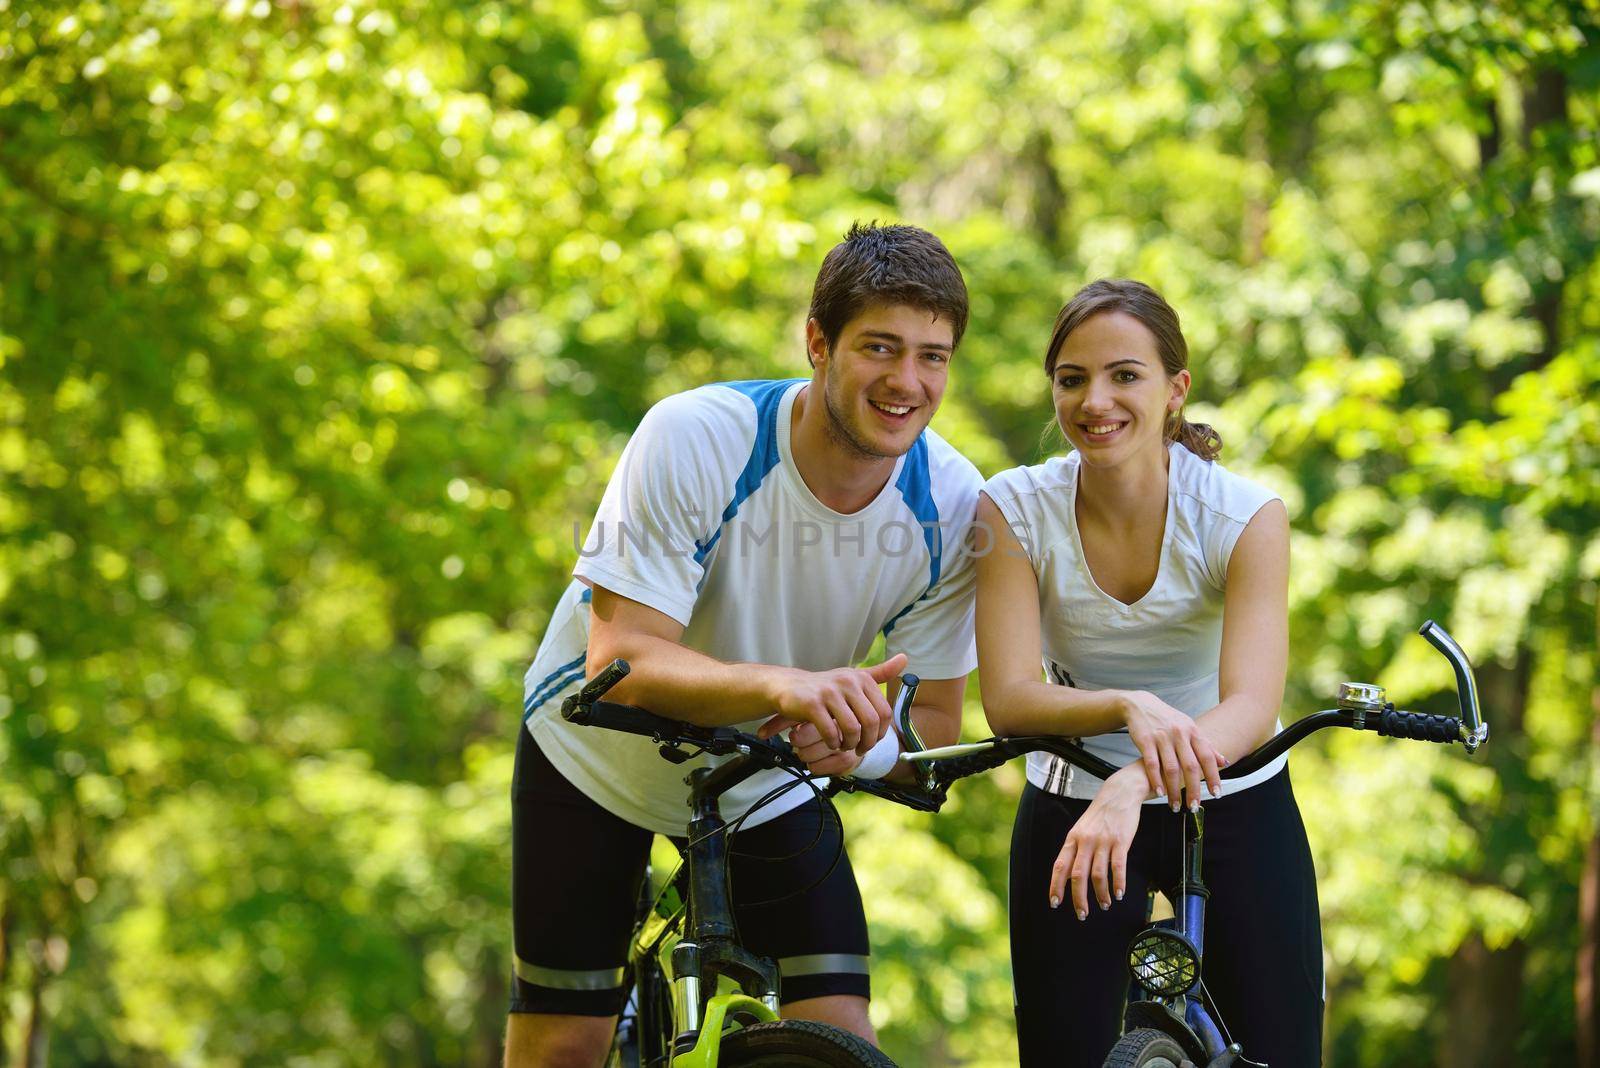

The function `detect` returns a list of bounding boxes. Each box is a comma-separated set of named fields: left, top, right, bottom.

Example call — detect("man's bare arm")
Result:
left=586, top=585, right=896, bottom=753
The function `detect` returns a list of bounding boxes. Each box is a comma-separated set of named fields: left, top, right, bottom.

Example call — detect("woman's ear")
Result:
left=1168, top=368, right=1191, bottom=411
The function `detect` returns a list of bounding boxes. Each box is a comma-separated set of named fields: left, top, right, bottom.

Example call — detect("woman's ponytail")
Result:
left=1168, top=412, right=1222, bottom=461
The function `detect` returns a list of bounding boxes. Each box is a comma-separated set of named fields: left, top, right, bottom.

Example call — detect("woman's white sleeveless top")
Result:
left=981, top=443, right=1287, bottom=801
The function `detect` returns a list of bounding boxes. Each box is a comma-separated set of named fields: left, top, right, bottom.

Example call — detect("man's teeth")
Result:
left=872, top=401, right=912, bottom=415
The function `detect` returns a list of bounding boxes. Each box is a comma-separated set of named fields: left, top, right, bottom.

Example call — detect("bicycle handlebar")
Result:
left=903, top=618, right=1487, bottom=790
left=558, top=619, right=1487, bottom=813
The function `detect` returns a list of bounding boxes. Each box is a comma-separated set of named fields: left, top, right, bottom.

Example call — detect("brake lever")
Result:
left=1418, top=621, right=1488, bottom=753
left=890, top=673, right=935, bottom=790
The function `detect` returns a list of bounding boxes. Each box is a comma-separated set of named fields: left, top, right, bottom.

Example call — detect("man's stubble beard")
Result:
left=821, top=367, right=901, bottom=461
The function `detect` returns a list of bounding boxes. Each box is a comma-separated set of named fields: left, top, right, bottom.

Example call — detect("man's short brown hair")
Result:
left=806, top=223, right=969, bottom=363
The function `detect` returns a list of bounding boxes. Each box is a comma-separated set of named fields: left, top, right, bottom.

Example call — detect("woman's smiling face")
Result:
left=1050, top=310, right=1189, bottom=467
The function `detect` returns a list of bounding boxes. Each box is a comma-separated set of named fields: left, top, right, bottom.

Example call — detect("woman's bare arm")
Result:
left=1194, top=499, right=1291, bottom=763
left=974, top=493, right=1127, bottom=737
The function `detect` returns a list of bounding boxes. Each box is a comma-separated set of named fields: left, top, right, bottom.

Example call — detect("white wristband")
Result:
left=851, top=729, right=902, bottom=781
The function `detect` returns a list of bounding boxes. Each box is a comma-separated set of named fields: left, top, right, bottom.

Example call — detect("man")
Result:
left=507, top=223, right=983, bottom=1067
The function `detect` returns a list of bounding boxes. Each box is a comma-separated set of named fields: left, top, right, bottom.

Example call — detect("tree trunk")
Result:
left=1523, top=68, right=1569, bottom=370
left=1440, top=935, right=1529, bottom=1068
left=1027, top=132, right=1068, bottom=254
left=1521, top=69, right=1568, bottom=152
left=1580, top=799, right=1599, bottom=1068
left=1437, top=650, right=1532, bottom=1063
left=1478, top=94, right=1500, bottom=171
left=474, top=945, right=508, bottom=1067
left=1578, top=635, right=1600, bottom=1068
left=0, top=892, right=10, bottom=1066
left=21, top=966, right=48, bottom=1068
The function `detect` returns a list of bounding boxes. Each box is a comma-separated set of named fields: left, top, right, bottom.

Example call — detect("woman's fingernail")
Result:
left=1050, top=895, right=1060, bottom=910
left=1115, top=889, right=1124, bottom=901
left=1154, top=785, right=1165, bottom=797
left=1190, top=799, right=1200, bottom=813
left=1099, top=900, right=1109, bottom=911
left=1076, top=908, right=1087, bottom=921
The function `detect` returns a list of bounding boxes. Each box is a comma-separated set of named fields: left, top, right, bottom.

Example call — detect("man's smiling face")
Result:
left=808, top=302, right=954, bottom=461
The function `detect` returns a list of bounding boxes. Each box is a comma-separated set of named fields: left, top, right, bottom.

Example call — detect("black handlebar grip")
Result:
left=576, top=658, right=630, bottom=704
left=930, top=745, right=1016, bottom=783
left=1376, top=709, right=1461, bottom=744
left=840, top=777, right=944, bottom=813
left=565, top=699, right=681, bottom=740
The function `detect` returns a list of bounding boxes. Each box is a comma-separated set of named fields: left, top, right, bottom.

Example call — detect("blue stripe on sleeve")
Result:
left=882, top=434, right=942, bottom=637
left=692, top=380, right=803, bottom=571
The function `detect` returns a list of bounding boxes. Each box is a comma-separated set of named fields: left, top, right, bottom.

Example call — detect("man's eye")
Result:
left=922, top=351, right=948, bottom=363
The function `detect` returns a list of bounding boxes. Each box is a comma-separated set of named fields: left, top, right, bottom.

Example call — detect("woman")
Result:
left=976, top=280, right=1322, bottom=1066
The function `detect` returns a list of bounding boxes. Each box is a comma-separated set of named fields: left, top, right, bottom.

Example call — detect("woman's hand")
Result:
left=1050, top=768, right=1146, bottom=919
left=1118, top=690, right=1224, bottom=810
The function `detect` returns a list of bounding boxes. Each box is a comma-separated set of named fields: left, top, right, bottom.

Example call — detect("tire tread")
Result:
left=719, top=1019, right=897, bottom=1066
left=1102, top=1027, right=1189, bottom=1068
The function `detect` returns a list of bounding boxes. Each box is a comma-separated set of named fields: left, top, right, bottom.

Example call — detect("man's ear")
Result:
left=804, top=318, right=829, bottom=370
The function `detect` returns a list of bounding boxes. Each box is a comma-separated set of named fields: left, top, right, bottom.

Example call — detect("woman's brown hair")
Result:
left=1043, top=279, right=1222, bottom=461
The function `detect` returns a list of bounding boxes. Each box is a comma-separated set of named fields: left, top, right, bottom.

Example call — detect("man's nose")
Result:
left=885, top=353, right=920, bottom=394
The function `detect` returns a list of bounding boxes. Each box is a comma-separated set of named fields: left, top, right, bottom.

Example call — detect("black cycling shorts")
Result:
left=509, top=728, right=872, bottom=1016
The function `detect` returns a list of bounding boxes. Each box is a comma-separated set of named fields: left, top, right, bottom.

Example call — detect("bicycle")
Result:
left=561, top=618, right=1484, bottom=1068
left=559, top=661, right=943, bottom=1068
left=895, top=618, right=1488, bottom=1068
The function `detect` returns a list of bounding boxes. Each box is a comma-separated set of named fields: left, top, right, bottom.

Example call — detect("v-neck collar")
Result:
left=1065, top=445, right=1177, bottom=610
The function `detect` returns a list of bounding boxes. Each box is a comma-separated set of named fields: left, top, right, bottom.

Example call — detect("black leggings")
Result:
left=1009, top=768, right=1323, bottom=1067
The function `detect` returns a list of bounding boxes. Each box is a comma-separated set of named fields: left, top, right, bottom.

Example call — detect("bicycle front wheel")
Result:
left=1102, top=1027, right=1192, bottom=1068
left=717, top=1020, right=897, bottom=1067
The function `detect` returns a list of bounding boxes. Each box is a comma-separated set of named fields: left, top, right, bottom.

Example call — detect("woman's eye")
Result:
left=1057, top=376, right=1083, bottom=388
left=1115, top=370, right=1139, bottom=383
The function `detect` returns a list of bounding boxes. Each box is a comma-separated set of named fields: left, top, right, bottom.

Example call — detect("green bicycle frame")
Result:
left=671, top=992, right=781, bottom=1068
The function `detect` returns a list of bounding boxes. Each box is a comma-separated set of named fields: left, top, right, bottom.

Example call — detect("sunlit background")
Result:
left=1, top=0, right=1596, bottom=1064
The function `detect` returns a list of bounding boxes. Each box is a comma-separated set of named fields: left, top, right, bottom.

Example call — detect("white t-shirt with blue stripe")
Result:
left=523, top=379, right=982, bottom=836
left=981, top=443, right=1287, bottom=802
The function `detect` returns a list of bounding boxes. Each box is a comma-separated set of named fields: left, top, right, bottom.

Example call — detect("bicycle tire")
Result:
left=717, top=1019, right=897, bottom=1067
left=1102, top=1027, right=1193, bottom=1068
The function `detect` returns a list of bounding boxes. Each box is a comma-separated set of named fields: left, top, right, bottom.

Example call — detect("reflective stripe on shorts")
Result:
left=778, top=953, right=870, bottom=979
left=514, top=956, right=626, bottom=992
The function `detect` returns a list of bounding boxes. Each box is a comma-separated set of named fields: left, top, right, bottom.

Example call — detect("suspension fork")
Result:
left=670, top=765, right=782, bottom=1052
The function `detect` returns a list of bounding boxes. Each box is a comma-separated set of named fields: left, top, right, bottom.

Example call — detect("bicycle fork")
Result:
left=670, top=765, right=782, bottom=1054
left=1124, top=804, right=1262, bottom=1068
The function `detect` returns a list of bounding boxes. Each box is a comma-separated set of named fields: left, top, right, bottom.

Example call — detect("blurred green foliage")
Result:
left=1, top=0, right=1596, bottom=1064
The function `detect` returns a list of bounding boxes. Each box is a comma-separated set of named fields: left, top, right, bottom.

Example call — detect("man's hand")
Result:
left=756, top=653, right=907, bottom=755
left=786, top=721, right=865, bottom=777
